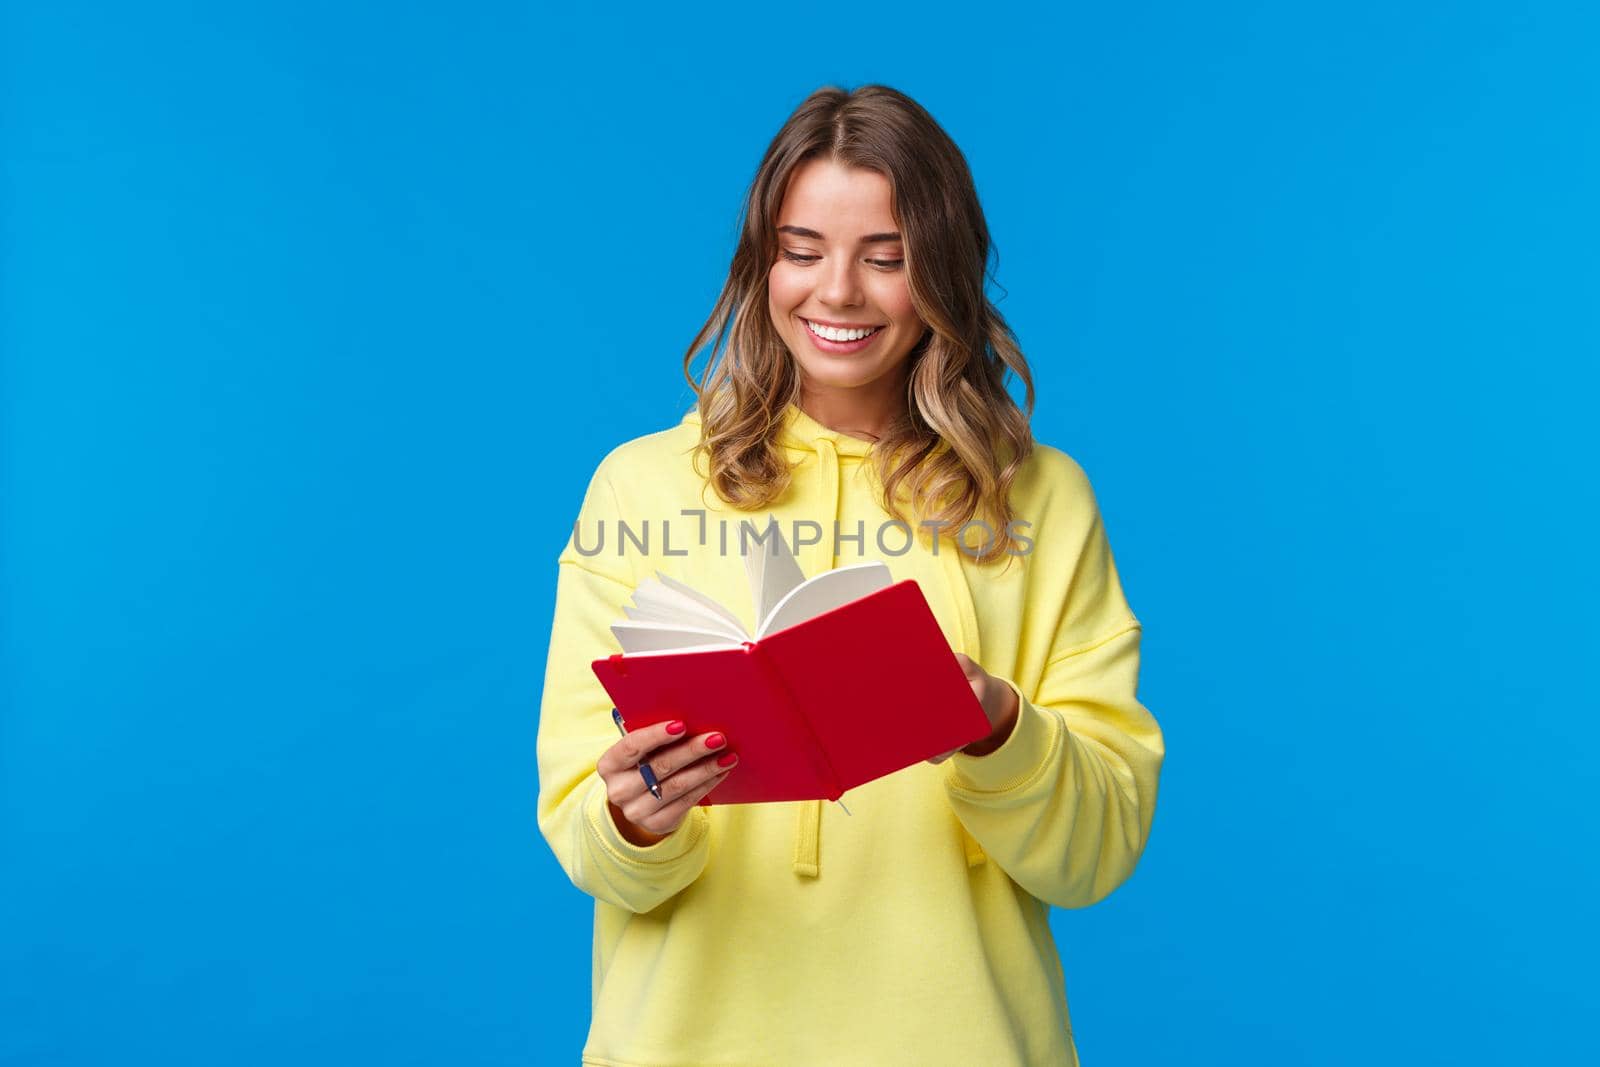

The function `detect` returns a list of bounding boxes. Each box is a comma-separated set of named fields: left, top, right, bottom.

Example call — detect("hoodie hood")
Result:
left=680, top=402, right=989, bottom=876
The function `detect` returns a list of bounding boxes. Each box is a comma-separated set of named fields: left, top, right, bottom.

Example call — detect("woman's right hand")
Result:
left=598, top=720, right=738, bottom=846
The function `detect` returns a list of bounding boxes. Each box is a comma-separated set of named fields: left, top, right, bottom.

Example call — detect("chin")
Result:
left=787, top=329, right=900, bottom=384
left=791, top=356, right=890, bottom=390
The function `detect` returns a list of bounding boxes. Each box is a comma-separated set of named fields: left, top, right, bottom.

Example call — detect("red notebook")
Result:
left=590, top=523, right=991, bottom=805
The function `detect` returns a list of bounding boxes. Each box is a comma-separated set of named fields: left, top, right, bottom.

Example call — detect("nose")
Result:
left=816, top=253, right=863, bottom=308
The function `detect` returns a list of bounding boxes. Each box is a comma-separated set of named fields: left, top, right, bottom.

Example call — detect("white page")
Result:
left=629, top=579, right=748, bottom=640
left=623, top=642, right=740, bottom=657
left=623, top=603, right=700, bottom=626
left=742, top=517, right=807, bottom=625
left=611, top=622, right=742, bottom=654
left=619, top=604, right=747, bottom=639
left=607, top=516, right=884, bottom=656
left=654, top=572, right=750, bottom=638
left=754, top=561, right=893, bottom=639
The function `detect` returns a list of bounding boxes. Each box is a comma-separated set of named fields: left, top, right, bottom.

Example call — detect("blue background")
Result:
left=4, top=2, right=1596, bottom=1064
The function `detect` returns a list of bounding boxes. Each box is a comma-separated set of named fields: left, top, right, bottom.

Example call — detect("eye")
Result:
left=781, top=250, right=904, bottom=270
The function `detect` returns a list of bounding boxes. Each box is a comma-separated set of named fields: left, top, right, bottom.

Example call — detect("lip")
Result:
left=800, top=316, right=884, bottom=355
left=801, top=316, right=885, bottom=329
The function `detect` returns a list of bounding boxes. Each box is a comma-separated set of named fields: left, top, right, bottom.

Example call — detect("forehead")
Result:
left=777, top=158, right=897, bottom=234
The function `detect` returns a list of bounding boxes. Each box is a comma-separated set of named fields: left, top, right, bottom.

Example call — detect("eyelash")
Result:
left=780, top=250, right=904, bottom=270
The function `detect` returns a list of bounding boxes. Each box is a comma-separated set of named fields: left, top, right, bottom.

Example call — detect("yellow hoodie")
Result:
left=536, top=402, right=1163, bottom=1066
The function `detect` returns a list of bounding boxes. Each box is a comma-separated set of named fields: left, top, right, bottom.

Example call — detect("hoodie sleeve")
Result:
left=940, top=469, right=1164, bottom=910
left=535, top=462, right=713, bottom=914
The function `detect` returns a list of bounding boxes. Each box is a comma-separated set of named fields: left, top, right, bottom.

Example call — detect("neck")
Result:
left=797, top=375, right=908, bottom=442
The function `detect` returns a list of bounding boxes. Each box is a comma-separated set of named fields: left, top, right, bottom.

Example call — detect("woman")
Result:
left=537, top=84, right=1164, bottom=1066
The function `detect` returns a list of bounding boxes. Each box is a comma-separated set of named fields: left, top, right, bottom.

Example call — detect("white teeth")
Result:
left=805, top=319, right=880, bottom=342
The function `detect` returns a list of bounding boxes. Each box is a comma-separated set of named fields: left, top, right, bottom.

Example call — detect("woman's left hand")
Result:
left=927, top=653, right=1021, bottom=764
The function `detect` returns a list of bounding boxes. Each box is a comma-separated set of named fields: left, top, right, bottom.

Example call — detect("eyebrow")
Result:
left=778, top=225, right=903, bottom=244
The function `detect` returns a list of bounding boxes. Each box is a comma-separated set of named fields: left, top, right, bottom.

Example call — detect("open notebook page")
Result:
left=754, top=561, right=894, bottom=638
left=627, top=576, right=747, bottom=639
left=619, top=604, right=742, bottom=633
left=743, top=519, right=808, bottom=626
left=622, top=604, right=707, bottom=626
left=656, top=572, right=751, bottom=635
left=609, top=622, right=744, bottom=654
left=609, top=520, right=888, bottom=653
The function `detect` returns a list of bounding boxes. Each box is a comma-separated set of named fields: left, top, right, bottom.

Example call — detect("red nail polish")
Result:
left=717, top=752, right=738, bottom=767
left=666, top=720, right=686, bottom=735
left=705, top=732, right=726, bottom=749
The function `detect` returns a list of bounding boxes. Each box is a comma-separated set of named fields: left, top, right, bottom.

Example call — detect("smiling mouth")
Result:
left=802, top=318, right=885, bottom=342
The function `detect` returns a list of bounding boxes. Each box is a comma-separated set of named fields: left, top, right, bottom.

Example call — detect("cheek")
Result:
left=871, top=276, right=919, bottom=324
left=767, top=264, right=808, bottom=311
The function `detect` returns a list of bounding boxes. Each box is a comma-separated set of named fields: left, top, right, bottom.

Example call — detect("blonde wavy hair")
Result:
left=682, top=84, right=1035, bottom=565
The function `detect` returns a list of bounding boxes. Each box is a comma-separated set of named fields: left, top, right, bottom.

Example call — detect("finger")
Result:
left=622, top=748, right=736, bottom=826
left=643, top=731, right=731, bottom=782
left=637, top=767, right=734, bottom=834
left=953, top=656, right=984, bottom=685
left=600, top=730, right=727, bottom=814
left=600, top=760, right=652, bottom=809
left=669, top=748, right=737, bottom=799
left=597, top=718, right=688, bottom=774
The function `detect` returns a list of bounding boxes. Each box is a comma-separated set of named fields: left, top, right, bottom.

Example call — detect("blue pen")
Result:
left=611, top=707, right=663, bottom=800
